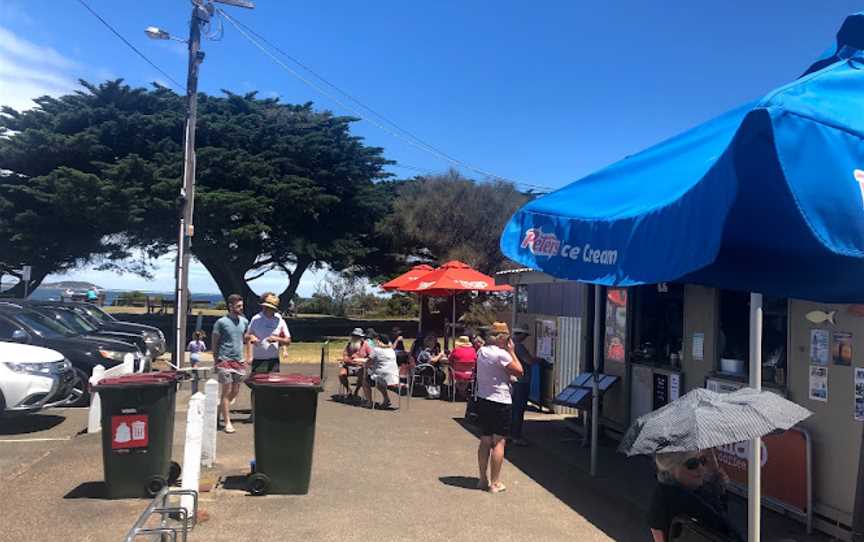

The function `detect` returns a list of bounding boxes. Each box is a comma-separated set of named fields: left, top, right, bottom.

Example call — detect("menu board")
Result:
left=605, top=288, right=628, bottom=365
left=653, top=372, right=669, bottom=410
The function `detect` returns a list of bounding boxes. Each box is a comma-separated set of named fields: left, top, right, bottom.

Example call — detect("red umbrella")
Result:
left=399, top=261, right=513, bottom=347
left=399, top=261, right=512, bottom=296
left=380, top=264, right=436, bottom=291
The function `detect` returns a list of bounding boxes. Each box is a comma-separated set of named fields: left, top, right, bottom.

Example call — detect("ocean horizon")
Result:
left=30, top=287, right=224, bottom=306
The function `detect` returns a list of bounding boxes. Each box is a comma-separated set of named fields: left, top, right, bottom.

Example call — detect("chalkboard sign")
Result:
left=653, top=372, right=669, bottom=410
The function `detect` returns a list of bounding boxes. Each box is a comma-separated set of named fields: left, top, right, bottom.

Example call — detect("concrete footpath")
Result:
left=0, top=364, right=828, bottom=541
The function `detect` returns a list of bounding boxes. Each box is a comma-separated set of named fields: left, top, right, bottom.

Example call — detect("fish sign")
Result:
left=806, top=310, right=836, bottom=325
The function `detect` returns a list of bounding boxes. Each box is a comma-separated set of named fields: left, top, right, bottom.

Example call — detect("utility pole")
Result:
left=171, top=2, right=206, bottom=370
left=147, top=0, right=254, bottom=370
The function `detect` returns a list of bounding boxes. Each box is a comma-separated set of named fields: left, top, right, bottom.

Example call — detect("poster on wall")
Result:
left=605, top=288, right=627, bottom=364
left=653, top=372, right=669, bottom=410
left=692, top=333, right=705, bottom=361
left=855, top=368, right=864, bottom=421
left=809, top=329, right=830, bottom=366
left=809, top=365, right=828, bottom=402
left=832, top=332, right=853, bottom=366
left=534, top=319, right=556, bottom=361
left=669, top=373, right=681, bottom=401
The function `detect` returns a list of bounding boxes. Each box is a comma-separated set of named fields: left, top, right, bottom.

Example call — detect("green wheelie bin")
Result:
left=245, top=373, right=324, bottom=496
left=93, top=372, right=181, bottom=498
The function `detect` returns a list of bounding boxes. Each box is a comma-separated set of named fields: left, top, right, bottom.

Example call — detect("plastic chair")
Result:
left=339, top=365, right=364, bottom=398
left=409, top=364, right=438, bottom=398
left=370, top=379, right=403, bottom=411
left=449, top=360, right=476, bottom=402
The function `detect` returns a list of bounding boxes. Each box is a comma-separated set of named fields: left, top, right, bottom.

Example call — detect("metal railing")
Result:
left=123, top=487, right=198, bottom=542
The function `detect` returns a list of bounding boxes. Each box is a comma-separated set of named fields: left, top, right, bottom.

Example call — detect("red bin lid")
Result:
left=247, top=373, right=322, bottom=387
left=95, top=372, right=179, bottom=389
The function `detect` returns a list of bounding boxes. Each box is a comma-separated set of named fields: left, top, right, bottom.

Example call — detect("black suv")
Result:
left=0, top=305, right=146, bottom=405
left=60, top=302, right=166, bottom=358
left=0, top=301, right=148, bottom=356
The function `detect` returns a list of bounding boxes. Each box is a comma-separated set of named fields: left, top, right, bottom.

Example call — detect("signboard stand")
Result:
left=720, top=427, right=813, bottom=534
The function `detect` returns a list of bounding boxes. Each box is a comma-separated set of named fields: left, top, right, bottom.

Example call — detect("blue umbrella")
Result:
left=500, top=13, right=864, bottom=303
left=499, top=13, right=864, bottom=541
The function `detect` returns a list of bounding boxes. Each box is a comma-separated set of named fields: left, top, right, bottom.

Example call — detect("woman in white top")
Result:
left=474, top=322, right=523, bottom=493
left=362, top=333, right=400, bottom=410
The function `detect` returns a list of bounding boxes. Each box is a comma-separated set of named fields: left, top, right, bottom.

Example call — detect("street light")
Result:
left=145, top=26, right=189, bottom=43
left=145, top=0, right=253, bottom=371
left=144, top=26, right=170, bottom=40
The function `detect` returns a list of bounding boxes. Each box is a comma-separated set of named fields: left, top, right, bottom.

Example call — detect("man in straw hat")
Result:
left=474, top=322, right=523, bottom=493
left=246, top=292, right=291, bottom=374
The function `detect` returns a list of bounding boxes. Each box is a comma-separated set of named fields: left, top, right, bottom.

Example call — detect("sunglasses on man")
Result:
left=684, top=455, right=708, bottom=471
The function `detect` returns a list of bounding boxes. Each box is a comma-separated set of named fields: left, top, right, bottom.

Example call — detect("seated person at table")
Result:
left=362, top=334, right=400, bottom=409
left=339, top=328, right=371, bottom=400
left=448, top=335, right=477, bottom=397
left=410, top=333, right=446, bottom=397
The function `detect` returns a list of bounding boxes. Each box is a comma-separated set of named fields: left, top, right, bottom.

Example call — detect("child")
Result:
left=187, top=330, right=207, bottom=366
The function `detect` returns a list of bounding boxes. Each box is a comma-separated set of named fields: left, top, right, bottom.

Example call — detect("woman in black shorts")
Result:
left=473, top=322, right=523, bottom=493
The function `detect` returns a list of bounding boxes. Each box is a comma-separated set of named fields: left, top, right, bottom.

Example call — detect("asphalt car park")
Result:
left=0, top=405, right=89, bottom=481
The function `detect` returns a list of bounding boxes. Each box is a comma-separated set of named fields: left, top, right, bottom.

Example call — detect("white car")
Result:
left=0, top=341, right=77, bottom=415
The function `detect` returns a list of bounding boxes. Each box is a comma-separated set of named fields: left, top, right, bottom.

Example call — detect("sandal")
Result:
left=224, top=424, right=236, bottom=434
left=488, top=482, right=507, bottom=493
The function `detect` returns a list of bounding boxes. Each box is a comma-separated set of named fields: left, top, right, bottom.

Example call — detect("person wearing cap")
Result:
left=339, top=328, right=371, bottom=401
left=475, top=322, right=523, bottom=493
left=246, top=292, right=291, bottom=374
left=510, top=325, right=537, bottom=446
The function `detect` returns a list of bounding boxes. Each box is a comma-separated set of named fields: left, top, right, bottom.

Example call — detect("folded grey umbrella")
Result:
left=619, top=387, right=812, bottom=457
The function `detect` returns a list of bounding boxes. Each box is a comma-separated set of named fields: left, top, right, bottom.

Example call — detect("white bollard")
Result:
left=87, top=365, right=106, bottom=434
left=201, top=379, right=219, bottom=467
left=181, top=392, right=205, bottom=517
left=122, top=353, right=134, bottom=375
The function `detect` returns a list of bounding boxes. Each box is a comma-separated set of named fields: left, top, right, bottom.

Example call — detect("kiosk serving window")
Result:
left=630, top=284, right=684, bottom=366
left=718, top=290, right=788, bottom=384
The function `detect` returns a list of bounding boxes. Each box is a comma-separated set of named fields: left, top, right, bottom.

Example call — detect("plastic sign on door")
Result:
left=111, top=414, right=149, bottom=450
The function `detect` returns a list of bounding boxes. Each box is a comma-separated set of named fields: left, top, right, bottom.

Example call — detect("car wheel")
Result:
left=67, top=368, right=90, bottom=407
left=247, top=473, right=271, bottom=496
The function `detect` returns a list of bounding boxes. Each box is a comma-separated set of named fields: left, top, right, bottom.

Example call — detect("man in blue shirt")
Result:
left=212, top=294, right=249, bottom=433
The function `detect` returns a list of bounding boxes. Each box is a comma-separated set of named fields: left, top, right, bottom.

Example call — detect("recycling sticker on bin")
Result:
left=111, top=414, right=149, bottom=451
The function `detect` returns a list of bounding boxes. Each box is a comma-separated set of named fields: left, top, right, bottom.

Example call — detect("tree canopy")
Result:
left=0, top=80, right=396, bottom=302
left=379, top=170, right=531, bottom=275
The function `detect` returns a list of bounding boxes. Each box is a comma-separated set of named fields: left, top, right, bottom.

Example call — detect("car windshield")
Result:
left=49, top=308, right=98, bottom=333
left=13, top=310, right=76, bottom=339
left=78, top=305, right=114, bottom=323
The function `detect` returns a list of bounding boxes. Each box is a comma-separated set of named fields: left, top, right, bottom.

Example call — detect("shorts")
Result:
left=216, top=360, right=247, bottom=384
left=251, top=358, right=280, bottom=374
left=477, top=397, right=511, bottom=437
left=342, top=364, right=363, bottom=376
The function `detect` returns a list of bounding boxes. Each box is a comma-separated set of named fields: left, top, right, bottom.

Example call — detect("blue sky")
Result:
left=1, top=0, right=861, bottom=294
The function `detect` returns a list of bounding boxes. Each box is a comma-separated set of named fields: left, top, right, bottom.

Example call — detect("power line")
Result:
left=217, top=8, right=554, bottom=193
left=74, top=0, right=184, bottom=90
